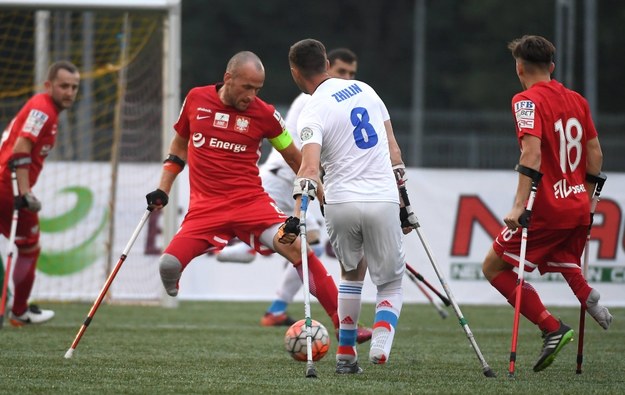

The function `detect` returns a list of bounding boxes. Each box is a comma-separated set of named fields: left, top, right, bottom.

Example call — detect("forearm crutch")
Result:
left=65, top=208, right=152, bottom=358
left=508, top=164, right=543, bottom=378
left=405, top=263, right=451, bottom=306
left=405, top=267, right=448, bottom=319
left=298, top=182, right=317, bottom=378
left=398, top=183, right=495, bottom=378
left=576, top=172, right=607, bottom=375
left=0, top=168, right=20, bottom=329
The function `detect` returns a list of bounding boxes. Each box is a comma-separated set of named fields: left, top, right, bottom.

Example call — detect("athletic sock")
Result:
left=11, top=247, right=40, bottom=316
left=336, top=280, right=363, bottom=362
left=370, top=278, right=402, bottom=363
left=266, top=300, right=288, bottom=315
left=273, top=264, right=302, bottom=304
left=294, top=252, right=339, bottom=329
left=561, top=270, right=592, bottom=307
left=490, top=270, right=559, bottom=333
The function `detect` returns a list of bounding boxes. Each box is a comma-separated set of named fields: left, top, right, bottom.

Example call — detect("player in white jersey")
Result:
left=217, top=49, right=367, bottom=331
left=284, top=39, right=417, bottom=374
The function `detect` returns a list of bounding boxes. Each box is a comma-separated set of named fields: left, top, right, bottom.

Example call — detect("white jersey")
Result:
left=298, top=78, right=398, bottom=204
left=262, top=92, right=310, bottom=182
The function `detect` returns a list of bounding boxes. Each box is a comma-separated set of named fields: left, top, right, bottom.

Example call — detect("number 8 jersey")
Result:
left=298, top=78, right=398, bottom=205
left=512, top=79, right=599, bottom=229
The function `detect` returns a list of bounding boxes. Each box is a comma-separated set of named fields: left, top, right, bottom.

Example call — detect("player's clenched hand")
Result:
left=15, top=192, right=41, bottom=212
left=400, top=206, right=418, bottom=234
left=146, top=188, right=168, bottom=210
left=503, top=205, right=525, bottom=230
left=278, top=216, right=300, bottom=244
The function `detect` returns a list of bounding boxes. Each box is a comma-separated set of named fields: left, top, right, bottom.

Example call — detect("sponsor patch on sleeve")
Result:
left=514, top=100, right=535, bottom=129
left=273, top=110, right=286, bottom=129
left=22, top=109, right=49, bottom=137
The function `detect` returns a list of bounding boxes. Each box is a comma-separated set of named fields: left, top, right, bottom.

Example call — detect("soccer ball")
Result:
left=284, top=319, right=330, bottom=362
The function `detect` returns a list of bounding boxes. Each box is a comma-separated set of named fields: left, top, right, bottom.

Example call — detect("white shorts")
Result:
left=325, top=201, right=405, bottom=285
left=260, top=166, right=322, bottom=233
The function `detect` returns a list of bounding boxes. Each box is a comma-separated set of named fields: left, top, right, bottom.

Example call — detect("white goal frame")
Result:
left=0, top=0, right=181, bottom=305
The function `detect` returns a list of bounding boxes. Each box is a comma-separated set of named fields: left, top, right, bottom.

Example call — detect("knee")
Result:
left=17, top=241, right=40, bottom=256
left=159, top=253, right=182, bottom=275
left=481, top=248, right=503, bottom=282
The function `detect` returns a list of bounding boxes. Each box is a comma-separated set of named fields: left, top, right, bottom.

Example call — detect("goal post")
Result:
left=0, top=0, right=181, bottom=305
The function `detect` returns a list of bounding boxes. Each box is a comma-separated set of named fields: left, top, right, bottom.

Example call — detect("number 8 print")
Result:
left=351, top=107, right=378, bottom=149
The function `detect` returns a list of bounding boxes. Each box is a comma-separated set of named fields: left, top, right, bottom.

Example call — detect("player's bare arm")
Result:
left=147, top=133, right=188, bottom=210
left=295, top=142, right=324, bottom=213
left=385, top=120, right=403, bottom=167
left=585, top=137, right=603, bottom=200
left=277, top=141, right=302, bottom=176
left=9, top=136, right=41, bottom=212
left=12, top=136, right=34, bottom=195
left=505, top=134, right=541, bottom=230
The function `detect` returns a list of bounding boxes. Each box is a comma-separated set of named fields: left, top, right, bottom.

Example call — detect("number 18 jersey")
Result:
left=512, top=79, right=598, bottom=229
left=298, top=78, right=398, bottom=205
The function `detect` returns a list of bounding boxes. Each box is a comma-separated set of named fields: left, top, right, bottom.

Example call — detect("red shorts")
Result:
left=165, top=192, right=287, bottom=265
left=492, top=225, right=587, bottom=274
left=0, top=187, right=40, bottom=247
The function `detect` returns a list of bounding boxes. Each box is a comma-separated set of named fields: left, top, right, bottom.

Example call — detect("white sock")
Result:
left=337, top=280, right=363, bottom=362
left=370, top=278, right=403, bottom=364
left=275, top=264, right=302, bottom=303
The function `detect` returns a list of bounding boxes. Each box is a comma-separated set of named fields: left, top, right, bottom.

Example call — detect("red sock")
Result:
left=561, top=270, right=592, bottom=307
left=490, top=270, right=559, bottom=333
left=294, top=252, right=339, bottom=329
left=12, top=247, right=40, bottom=315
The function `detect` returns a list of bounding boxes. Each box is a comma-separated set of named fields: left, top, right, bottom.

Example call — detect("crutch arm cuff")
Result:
left=586, top=172, right=607, bottom=187
left=8, top=153, right=31, bottom=170
left=514, top=164, right=543, bottom=183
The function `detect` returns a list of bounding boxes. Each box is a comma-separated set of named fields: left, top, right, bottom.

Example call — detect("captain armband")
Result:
left=514, top=164, right=543, bottom=183
left=8, top=153, right=32, bottom=171
left=163, top=154, right=185, bottom=174
left=269, top=129, right=293, bottom=151
left=292, top=177, right=317, bottom=200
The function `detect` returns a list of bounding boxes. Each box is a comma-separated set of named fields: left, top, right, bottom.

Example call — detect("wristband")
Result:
left=163, top=154, right=185, bottom=174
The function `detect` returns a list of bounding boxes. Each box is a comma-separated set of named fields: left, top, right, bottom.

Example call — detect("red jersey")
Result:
left=0, top=93, right=59, bottom=187
left=512, top=80, right=598, bottom=229
left=175, top=83, right=286, bottom=204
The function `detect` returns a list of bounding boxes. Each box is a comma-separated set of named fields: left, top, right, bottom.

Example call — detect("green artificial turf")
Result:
left=0, top=301, right=622, bottom=394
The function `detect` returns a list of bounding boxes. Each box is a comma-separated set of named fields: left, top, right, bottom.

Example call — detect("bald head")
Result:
left=226, top=51, right=265, bottom=76
left=220, top=51, right=265, bottom=111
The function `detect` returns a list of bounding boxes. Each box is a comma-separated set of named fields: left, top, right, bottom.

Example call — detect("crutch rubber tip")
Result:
left=305, top=366, right=318, bottom=378
left=64, top=348, right=74, bottom=359
left=507, top=372, right=515, bottom=379
left=483, top=368, right=496, bottom=378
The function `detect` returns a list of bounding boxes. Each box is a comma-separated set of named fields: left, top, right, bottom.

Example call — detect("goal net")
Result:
left=0, top=1, right=181, bottom=304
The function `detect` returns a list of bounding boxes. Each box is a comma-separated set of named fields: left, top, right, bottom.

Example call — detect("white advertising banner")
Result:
left=10, top=165, right=622, bottom=306
left=174, top=168, right=624, bottom=307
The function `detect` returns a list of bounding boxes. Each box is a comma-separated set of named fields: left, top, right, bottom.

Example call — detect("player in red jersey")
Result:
left=0, top=61, right=80, bottom=326
left=481, top=35, right=611, bottom=372
left=146, top=51, right=371, bottom=343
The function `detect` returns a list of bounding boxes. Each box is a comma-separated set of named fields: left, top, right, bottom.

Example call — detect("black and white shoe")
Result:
left=9, top=304, right=55, bottom=327
left=336, top=359, right=363, bottom=374
left=533, top=320, right=574, bottom=372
